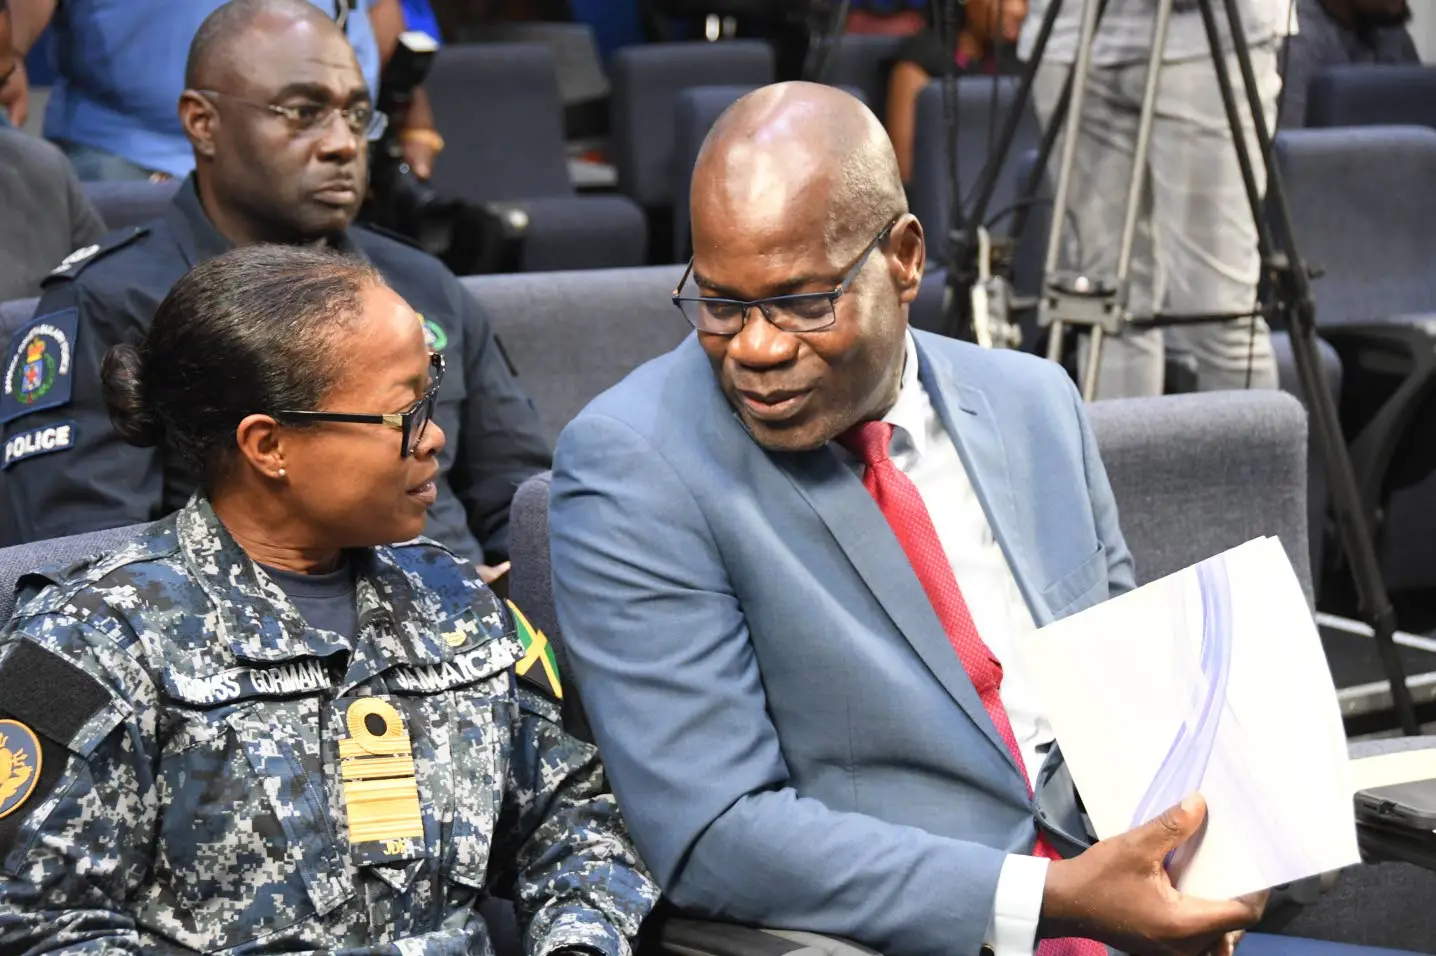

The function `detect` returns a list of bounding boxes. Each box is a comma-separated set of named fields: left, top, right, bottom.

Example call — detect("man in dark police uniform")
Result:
left=1, top=0, right=549, bottom=572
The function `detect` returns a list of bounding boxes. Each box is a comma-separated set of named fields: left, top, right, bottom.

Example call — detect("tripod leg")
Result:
left=1042, top=0, right=1106, bottom=363
left=1074, top=0, right=1176, bottom=402
left=1199, top=0, right=1420, bottom=734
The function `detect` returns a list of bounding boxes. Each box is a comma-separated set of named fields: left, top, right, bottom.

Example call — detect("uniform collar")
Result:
left=168, top=174, right=364, bottom=269
left=175, top=496, right=464, bottom=669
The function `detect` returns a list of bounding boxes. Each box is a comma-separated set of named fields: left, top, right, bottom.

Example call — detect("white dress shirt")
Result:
left=842, top=333, right=1051, bottom=956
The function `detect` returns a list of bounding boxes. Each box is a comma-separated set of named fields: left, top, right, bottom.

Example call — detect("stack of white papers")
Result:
left=1017, top=537, right=1362, bottom=899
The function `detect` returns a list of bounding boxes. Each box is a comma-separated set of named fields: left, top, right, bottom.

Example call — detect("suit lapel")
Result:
left=779, top=448, right=1012, bottom=764
left=915, top=340, right=1049, bottom=625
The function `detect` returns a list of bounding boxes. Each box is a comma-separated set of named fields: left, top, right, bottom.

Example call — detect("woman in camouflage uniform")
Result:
left=0, top=244, right=657, bottom=954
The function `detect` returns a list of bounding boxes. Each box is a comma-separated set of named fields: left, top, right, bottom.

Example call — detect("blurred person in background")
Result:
left=885, top=0, right=1030, bottom=182
left=0, top=0, right=443, bottom=180
left=1019, top=0, right=1293, bottom=398
left=1, top=0, right=550, bottom=572
left=0, top=0, right=105, bottom=300
left=1279, top=0, right=1419, bottom=128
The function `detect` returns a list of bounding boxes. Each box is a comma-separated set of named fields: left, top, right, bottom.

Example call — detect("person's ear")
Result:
left=234, top=414, right=287, bottom=482
left=179, top=89, right=219, bottom=159
left=890, top=214, right=926, bottom=305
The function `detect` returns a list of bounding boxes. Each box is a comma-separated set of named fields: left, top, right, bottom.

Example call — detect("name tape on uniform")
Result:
left=3, top=421, right=75, bottom=469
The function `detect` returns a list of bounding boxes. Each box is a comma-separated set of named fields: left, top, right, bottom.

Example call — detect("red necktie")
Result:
left=840, top=421, right=1104, bottom=956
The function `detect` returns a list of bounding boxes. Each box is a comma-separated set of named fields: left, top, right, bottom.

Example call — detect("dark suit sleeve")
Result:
left=449, top=284, right=551, bottom=562
left=4, top=283, right=164, bottom=542
left=550, top=415, right=1010, bottom=956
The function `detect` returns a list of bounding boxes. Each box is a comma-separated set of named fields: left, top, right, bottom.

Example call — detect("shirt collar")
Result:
left=170, top=174, right=362, bottom=267
left=882, top=331, right=930, bottom=460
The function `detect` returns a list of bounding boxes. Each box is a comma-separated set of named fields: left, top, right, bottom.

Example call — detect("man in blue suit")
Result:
left=550, top=83, right=1332, bottom=956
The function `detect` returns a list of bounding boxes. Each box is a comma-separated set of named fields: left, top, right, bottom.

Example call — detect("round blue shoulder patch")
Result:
left=0, top=719, right=42, bottom=819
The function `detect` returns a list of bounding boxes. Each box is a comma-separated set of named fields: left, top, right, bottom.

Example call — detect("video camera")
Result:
left=359, top=31, right=528, bottom=275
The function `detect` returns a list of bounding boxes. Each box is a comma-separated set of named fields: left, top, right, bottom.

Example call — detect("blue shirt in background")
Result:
left=399, top=0, right=443, bottom=44
left=43, top=0, right=381, bottom=178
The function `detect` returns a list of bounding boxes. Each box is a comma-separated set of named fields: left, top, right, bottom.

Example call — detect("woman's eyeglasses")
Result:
left=275, top=352, right=444, bottom=459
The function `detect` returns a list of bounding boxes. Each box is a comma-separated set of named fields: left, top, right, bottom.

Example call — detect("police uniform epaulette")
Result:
left=41, top=226, right=149, bottom=285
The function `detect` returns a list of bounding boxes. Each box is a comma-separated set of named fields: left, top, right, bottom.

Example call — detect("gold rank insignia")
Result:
left=0, top=719, right=41, bottom=820
left=338, top=699, right=424, bottom=846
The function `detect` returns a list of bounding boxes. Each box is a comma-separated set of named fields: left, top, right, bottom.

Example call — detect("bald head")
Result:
left=693, top=82, right=907, bottom=253
left=186, top=0, right=345, bottom=90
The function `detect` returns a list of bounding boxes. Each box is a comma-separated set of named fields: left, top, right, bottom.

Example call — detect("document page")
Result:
left=1017, top=537, right=1361, bottom=899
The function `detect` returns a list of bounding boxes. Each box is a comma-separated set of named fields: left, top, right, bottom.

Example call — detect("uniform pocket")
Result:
left=443, top=682, right=514, bottom=892
left=141, top=699, right=350, bottom=952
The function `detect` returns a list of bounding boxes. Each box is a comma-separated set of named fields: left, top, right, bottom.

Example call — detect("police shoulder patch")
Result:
left=3, top=420, right=76, bottom=469
left=42, top=226, right=148, bottom=284
left=508, top=600, right=562, bottom=701
left=0, top=310, right=79, bottom=423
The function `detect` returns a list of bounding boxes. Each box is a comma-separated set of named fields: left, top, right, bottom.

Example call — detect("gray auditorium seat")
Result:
left=909, top=77, right=1040, bottom=262
left=815, top=34, right=906, bottom=119
left=1305, top=65, right=1436, bottom=131
left=82, top=180, right=179, bottom=231
left=1088, top=389, right=1313, bottom=602
left=460, top=266, right=689, bottom=445
left=0, top=522, right=153, bottom=620
left=610, top=41, right=775, bottom=212
left=426, top=43, right=647, bottom=272
left=1276, top=126, right=1436, bottom=597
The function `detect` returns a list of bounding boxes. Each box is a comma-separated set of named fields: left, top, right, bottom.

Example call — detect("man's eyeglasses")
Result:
left=672, top=216, right=900, bottom=336
left=197, top=89, right=388, bottom=142
left=275, top=352, right=444, bottom=459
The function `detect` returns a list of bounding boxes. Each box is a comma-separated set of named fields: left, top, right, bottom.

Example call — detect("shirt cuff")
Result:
left=985, top=853, right=1050, bottom=956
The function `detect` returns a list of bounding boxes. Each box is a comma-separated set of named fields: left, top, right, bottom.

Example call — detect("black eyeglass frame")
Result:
left=195, top=89, right=389, bottom=142
left=671, top=215, right=902, bottom=336
left=275, top=352, right=444, bottom=459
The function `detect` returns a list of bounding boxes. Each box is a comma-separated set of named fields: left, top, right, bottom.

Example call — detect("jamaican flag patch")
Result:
left=508, top=601, right=562, bottom=700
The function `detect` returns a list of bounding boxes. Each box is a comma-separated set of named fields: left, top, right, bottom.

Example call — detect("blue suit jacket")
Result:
left=549, top=330, right=1136, bottom=956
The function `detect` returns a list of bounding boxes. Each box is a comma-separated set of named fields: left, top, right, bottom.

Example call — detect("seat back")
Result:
left=1274, top=126, right=1436, bottom=327
left=428, top=43, right=573, bottom=203
left=610, top=41, right=776, bottom=209
left=1088, top=389, right=1313, bottom=605
left=816, top=34, right=907, bottom=117
left=909, top=76, right=1040, bottom=262
left=460, top=266, right=689, bottom=446
left=82, top=180, right=179, bottom=231
left=0, top=523, right=154, bottom=621
left=1305, top=65, right=1436, bottom=130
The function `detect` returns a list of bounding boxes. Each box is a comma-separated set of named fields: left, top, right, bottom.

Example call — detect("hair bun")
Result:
left=100, top=343, right=163, bottom=448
